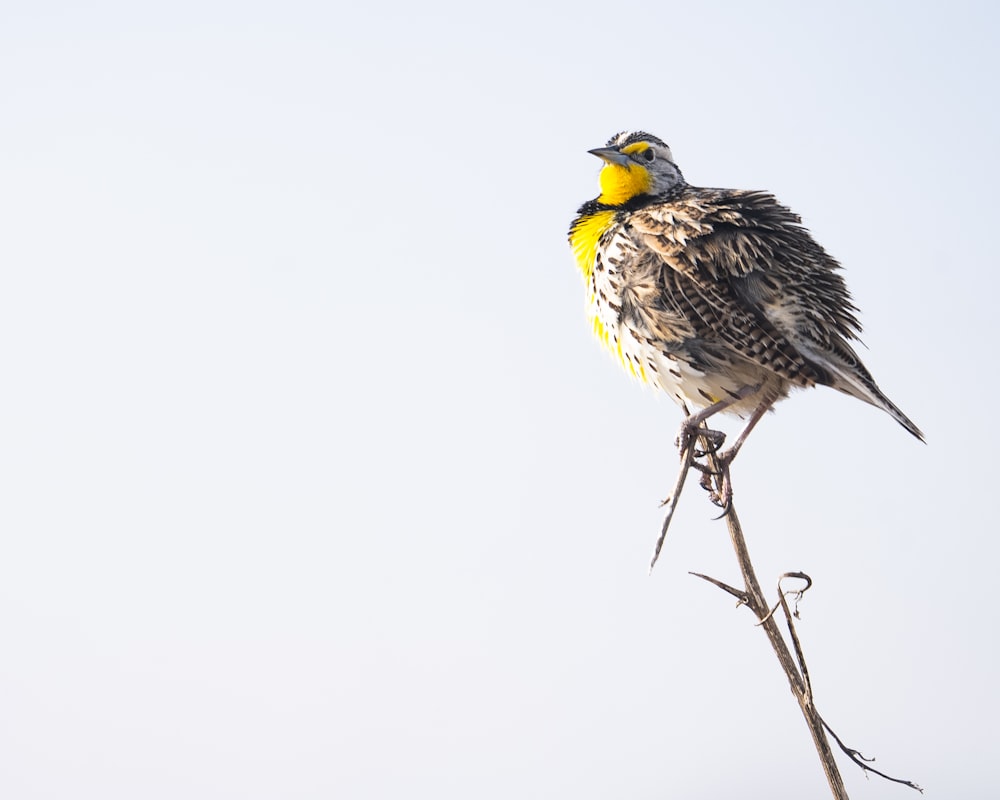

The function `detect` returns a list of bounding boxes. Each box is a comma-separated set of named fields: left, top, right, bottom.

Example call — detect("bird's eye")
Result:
left=642, top=148, right=656, bottom=163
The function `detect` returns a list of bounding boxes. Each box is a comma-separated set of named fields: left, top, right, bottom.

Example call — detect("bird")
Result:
left=568, top=131, right=923, bottom=481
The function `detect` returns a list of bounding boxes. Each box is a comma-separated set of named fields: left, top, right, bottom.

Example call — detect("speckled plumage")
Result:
left=569, top=131, right=923, bottom=443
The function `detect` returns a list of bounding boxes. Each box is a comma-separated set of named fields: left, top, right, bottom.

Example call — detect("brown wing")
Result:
left=627, top=189, right=863, bottom=386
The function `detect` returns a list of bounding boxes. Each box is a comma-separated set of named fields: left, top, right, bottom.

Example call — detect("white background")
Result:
left=1, top=1, right=996, bottom=797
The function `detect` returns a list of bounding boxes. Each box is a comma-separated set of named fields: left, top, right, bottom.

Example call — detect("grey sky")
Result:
left=1, top=1, right=997, bottom=797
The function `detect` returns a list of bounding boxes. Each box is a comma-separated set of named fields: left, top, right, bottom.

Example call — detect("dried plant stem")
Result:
left=655, top=421, right=922, bottom=796
left=699, top=446, right=849, bottom=799
left=708, top=468, right=847, bottom=800
left=677, top=422, right=924, bottom=797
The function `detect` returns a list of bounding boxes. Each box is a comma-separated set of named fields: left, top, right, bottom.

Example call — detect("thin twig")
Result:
left=754, top=599, right=782, bottom=626
left=776, top=573, right=814, bottom=701
left=649, top=438, right=699, bottom=572
left=820, top=717, right=924, bottom=793
left=688, top=571, right=748, bottom=605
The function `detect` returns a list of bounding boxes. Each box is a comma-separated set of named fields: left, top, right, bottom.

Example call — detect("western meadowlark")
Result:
left=569, top=131, right=923, bottom=483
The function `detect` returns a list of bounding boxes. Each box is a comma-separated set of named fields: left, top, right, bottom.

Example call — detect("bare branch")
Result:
left=776, top=573, right=814, bottom=700
left=820, top=717, right=924, bottom=794
left=654, top=421, right=922, bottom=796
left=688, top=571, right=749, bottom=605
left=649, top=438, right=699, bottom=572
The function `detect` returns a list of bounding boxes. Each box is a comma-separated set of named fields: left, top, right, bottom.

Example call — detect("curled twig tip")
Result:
left=779, top=571, right=813, bottom=591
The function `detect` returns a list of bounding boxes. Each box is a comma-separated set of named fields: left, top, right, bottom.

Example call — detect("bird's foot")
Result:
left=699, top=446, right=738, bottom=513
left=675, top=421, right=726, bottom=459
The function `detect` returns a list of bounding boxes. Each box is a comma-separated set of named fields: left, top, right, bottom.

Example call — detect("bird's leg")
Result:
left=674, top=385, right=760, bottom=458
left=706, top=397, right=774, bottom=511
left=716, top=397, right=772, bottom=465
left=653, top=388, right=761, bottom=569
left=674, top=400, right=731, bottom=457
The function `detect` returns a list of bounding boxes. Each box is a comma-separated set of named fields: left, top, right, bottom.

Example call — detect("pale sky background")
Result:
left=1, top=1, right=998, bottom=798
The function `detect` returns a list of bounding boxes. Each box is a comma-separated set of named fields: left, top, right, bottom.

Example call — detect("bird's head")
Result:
left=589, top=131, right=684, bottom=206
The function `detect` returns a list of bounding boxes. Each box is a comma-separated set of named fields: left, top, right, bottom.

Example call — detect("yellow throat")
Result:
left=596, top=152, right=653, bottom=206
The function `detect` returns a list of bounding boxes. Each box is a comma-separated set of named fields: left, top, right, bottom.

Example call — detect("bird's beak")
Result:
left=588, top=147, right=631, bottom=167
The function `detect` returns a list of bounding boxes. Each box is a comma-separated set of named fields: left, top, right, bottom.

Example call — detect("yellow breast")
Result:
left=568, top=209, right=615, bottom=282
left=569, top=209, right=652, bottom=385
